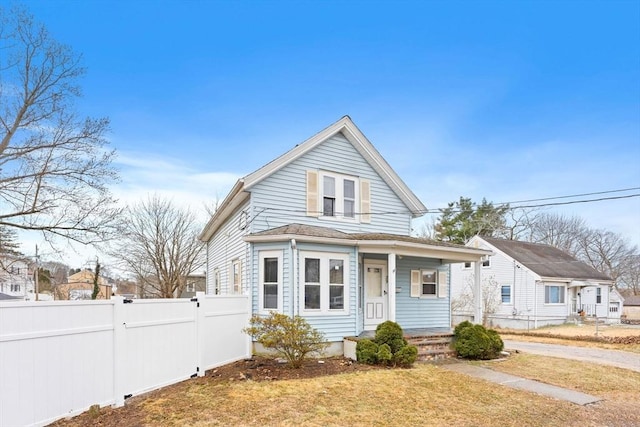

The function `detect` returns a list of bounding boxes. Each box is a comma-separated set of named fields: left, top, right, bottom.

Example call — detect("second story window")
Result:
left=320, top=172, right=359, bottom=220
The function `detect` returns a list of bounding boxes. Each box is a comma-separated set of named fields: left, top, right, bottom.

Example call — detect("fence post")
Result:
left=195, top=291, right=206, bottom=377
left=112, top=296, right=127, bottom=407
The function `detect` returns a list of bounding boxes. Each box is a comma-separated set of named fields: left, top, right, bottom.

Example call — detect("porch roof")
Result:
left=244, top=223, right=492, bottom=263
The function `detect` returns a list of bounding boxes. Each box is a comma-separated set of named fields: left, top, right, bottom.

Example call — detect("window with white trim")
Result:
left=320, top=172, right=359, bottom=220
left=301, top=251, right=349, bottom=315
left=231, top=259, right=242, bottom=294
left=411, top=269, right=449, bottom=298
left=481, top=257, right=491, bottom=267
left=259, top=250, right=282, bottom=312
left=544, top=285, right=565, bottom=304
left=501, top=285, right=512, bottom=304
left=463, top=262, right=472, bottom=269
left=596, top=287, right=602, bottom=304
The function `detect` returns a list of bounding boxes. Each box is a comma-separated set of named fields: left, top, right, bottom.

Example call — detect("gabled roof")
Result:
left=200, top=116, right=427, bottom=241
left=477, top=236, right=612, bottom=282
left=245, top=224, right=492, bottom=263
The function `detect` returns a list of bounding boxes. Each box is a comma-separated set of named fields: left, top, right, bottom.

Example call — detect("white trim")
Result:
left=299, top=251, right=350, bottom=316
left=258, top=250, right=283, bottom=313
left=318, top=170, right=360, bottom=222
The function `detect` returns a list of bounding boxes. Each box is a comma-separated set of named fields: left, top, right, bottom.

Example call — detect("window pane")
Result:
left=422, top=271, right=436, bottom=283
left=344, top=180, right=355, bottom=198
left=329, top=259, right=344, bottom=284
left=305, top=285, right=320, bottom=309
left=305, top=258, right=320, bottom=283
left=323, top=176, right=335, bottom=197
left=501, top=285, right=511, bottom=303
left=422, top=283, right=436, bottom=295
left=264, top=284, right=278, bottom=309
left=323, top=197, right=335, bottom=216
left=344, top=200, right=355, bottom=218
left=330, top=285, right=344, bottom=309
left=264, top=257, right=278, bottom=283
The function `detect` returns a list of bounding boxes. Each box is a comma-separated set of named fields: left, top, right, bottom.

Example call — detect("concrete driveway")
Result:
left=503, top=340, right=640, bottom=373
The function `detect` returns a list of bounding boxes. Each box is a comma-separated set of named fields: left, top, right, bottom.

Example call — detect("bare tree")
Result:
left=526, top=212, right=587, bottom=255
left=574, top=228, right=637, bottom=286
left=0, top=6, right=120, bottom=245
left=452, top=274, right=501, bottom=326
left=111, top=196, right=205, bottom=298
left=620, top=254, right=640, bottom=296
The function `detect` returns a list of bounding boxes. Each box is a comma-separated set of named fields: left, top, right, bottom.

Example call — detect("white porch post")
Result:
left=388, top=253, right=396, bottom=322
left=474, top=260, right=483, bottom=324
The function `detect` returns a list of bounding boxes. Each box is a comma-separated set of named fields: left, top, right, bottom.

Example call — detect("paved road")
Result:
left=503, top=340, right=640, bottom=373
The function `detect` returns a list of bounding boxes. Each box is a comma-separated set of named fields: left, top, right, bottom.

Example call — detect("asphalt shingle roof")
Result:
left=481, top=237, right=612, bottom=281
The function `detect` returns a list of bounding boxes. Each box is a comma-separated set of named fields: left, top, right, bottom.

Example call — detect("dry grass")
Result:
left=498, top=324, right=640, bottom=353
left=56, top=362, right=639, bottom=427
left=477, top=353, right=640, bottom=425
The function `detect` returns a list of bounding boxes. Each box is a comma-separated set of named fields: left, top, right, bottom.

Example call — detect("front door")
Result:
left=364, top=261, right=387, bottom=330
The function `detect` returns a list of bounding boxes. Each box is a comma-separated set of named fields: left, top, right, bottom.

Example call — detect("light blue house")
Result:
left=199, top=116, right=490, bottom=354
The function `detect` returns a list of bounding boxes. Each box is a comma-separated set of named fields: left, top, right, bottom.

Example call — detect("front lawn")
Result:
left=52, top=356, right=639, bottom=426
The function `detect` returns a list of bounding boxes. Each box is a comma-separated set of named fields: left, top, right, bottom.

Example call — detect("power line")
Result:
left=495, top=187, right=640, bottom=206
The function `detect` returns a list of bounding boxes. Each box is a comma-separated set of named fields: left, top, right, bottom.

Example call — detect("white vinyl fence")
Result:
left=0, top=293, right=251, bottom=427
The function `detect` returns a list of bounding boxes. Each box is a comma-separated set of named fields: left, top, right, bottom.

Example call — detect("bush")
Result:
left=243, top=312, right=328, bottom=368
left=453, top=320, right=474, bottom=337
left=376, top=343, right=393, bottom=365
left=453, top=323, right=504, bottom=360
left=356, top=338, right=379, bottom=364
left=356, top=321, right=418, bottom=367
left=374, top=321, right=408, bottom=354
left=393, top=345, right=418, bottom=367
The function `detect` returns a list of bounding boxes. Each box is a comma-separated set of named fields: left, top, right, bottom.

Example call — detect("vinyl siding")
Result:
left=206, top=200, right=250, bottom=295
left=249, top=133, right=412, bottom=235
left=395, top=257, right=450, bottom=329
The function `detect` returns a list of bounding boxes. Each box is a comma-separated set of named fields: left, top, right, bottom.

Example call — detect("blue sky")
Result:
left=19, top=0, right=640, bottom=264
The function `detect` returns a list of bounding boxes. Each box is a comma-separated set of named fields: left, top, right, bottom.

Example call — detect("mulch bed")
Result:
left=50, top=356, right=383, bottom=426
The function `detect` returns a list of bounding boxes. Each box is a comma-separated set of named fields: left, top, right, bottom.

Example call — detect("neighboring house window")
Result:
left=10, top=284, right=20, bottom=292
left=186, top=282, right=195, bottom=293
left=501, top=285, right=512, bottom=304
left=545, top=285, right=565, bottom=304
left=320, top=172, right=359, bottom=220
left=213, top=268, right=220, bottom=295
left=463, top=262, right=471, bottom=269
left=301, top=251, right=349, bottom=315
left=481, top=257, right=491, bottom=267
left=231, top=259, right=242, bottom=294
left=259, top=251, right=282, bottom=312
left=596, top=287, right=602, bottom=304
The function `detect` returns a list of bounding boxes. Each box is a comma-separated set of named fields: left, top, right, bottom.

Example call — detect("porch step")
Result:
left=406, top=334, right=456, bottom=362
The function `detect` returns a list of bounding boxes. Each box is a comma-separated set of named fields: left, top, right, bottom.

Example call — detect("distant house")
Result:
left=450, top=236, right=620, bottom=329
left=56, top=269, right=112, bottom=300
left=622, top=295, right=640, bottom=321
left=200, top=116, right=490, bottom=355
left=0, top=256, right=35, bottom=301
left=179, top=273, right=206, bottom=298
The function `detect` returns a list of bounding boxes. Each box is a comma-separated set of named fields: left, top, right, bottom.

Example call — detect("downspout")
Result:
left=290, top=239, right=297, bottom=316
left=533, top=280, right=538, bottom=329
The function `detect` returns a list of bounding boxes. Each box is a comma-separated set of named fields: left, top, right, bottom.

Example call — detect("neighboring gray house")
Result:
left=200, top=116, right=490, bottom=354
left=450, top=236, right=620, bottom=329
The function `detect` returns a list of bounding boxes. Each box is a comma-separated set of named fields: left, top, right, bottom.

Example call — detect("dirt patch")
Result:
left=50, top=356, right=382, bottom=427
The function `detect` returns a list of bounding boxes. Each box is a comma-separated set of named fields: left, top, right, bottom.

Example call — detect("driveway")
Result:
left=503, top=340, right=640, bottom=373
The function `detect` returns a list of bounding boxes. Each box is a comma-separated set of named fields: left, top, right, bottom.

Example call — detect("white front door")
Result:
left=364, top=261, right=387, bottom=330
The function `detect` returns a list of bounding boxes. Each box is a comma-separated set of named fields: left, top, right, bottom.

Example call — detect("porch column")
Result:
left=388, top=253, right=396, bottom=322
left=474, top=260, right=483, bottom=324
